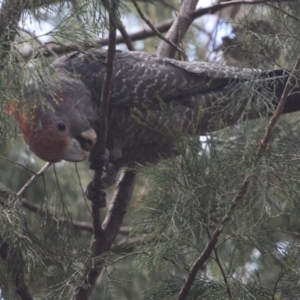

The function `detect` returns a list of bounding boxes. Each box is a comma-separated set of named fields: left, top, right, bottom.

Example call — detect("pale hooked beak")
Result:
left=62, top=128, right=97, bottom=162
left=79, top=127, right=97, bottom=151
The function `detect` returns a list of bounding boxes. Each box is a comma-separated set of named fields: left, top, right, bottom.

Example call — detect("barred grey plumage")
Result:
left=20, top=49, right=300, bottom=187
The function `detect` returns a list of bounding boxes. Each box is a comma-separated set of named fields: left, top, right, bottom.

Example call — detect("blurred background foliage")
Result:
left=1, top=0, right=300, bottom=299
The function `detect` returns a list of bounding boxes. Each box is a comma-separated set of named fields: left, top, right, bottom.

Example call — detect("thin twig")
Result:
left=52, top=164, right=63, bottom=201
left=75, top=163, right=91, bottom=215
left=206, top=227, right=232, bottom=299
left=91, top=14, right=117, bottom=191
left=163, top=255, right=191, bottom=273
left=20, top=197, right=131, bottom=234
left=16, top=163, right=51, bottom=197
left=176, top=55, right=300, bottom=300
left=266, top=2, right=300, bottom=32
left=271, top=271, right=284, bottom=299
left=21, top=198, right=92, bottom=231
left=18, top=26, right=43, bottom=45
left=72, top=7, right=118, bottom=300
left=111, top=237, right=144, bottom=251
left=230, top=247, right=251, bottom=299
left=0, top=185, right=130, bottom=234
left=0, top=155, right=36, bottom=174
left=132, top=0, right=185, bottom=56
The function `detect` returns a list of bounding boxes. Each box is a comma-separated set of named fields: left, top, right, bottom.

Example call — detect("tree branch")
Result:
left=117, top=23, right=135, bottom=51
left=78, top=14, right=118, bottom=297
left=206, top=227, right=231, bottom=299
left=0, top=156, right=36, bottom=174
left=132, top=0, right=185, bottom=56
left=72, top=170, right=136, bottom=300
left=102, top=170, right=136, bottom=244
left=1, top=186, right=130, bottom=234
left=176, top=54, right=300, bottom=300
left=20, top=0, right=292, bottom=59
left=21, top=198, right=96, bottom=232
left=87, top=11, right=117, bottom=205
left=16, top=163, right=51, bottom=198
left=111, top=236, right=144, bottom=251
left=157, top=0, right=199, bottom=58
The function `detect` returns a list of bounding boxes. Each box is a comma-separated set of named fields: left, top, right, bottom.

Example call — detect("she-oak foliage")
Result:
left=1, top=1, right=300, bottom=299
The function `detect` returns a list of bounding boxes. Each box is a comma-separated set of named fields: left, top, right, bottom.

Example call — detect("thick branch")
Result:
left=72, top=170, right=136, bottom=300
left=157, top=0, right=199, bottom=58
left=20, top=0, right=290, bottom=59
left=176, top=55, right=300, bottom=300
left=72, top=6, right=121, bottom=300
left=90, top=14, right=117, bottom=194
left=117, top=23, right=135, bottom=51
left=102, top=170, right=136, bottom=244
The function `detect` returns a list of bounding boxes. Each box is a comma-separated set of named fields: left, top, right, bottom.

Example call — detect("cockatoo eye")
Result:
left=57, top=122, right=66, bottom=132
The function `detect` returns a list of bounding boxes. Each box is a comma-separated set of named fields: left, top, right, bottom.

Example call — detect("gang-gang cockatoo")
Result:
left=10, top=49, right=300, bottom=188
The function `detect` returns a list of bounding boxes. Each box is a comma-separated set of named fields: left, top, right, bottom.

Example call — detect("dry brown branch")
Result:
left=176, top=55, right=300, bottom=300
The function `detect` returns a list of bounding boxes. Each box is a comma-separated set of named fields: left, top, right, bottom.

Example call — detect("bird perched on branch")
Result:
left=11, top=49, right=300, bottom=188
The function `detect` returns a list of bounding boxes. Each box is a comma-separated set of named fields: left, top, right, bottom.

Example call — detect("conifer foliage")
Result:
left=1, top=1, right=300, bottom=299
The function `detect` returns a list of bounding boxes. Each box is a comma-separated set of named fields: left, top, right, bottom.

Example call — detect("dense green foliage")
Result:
left=1, top=1, right=300, bottom=299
